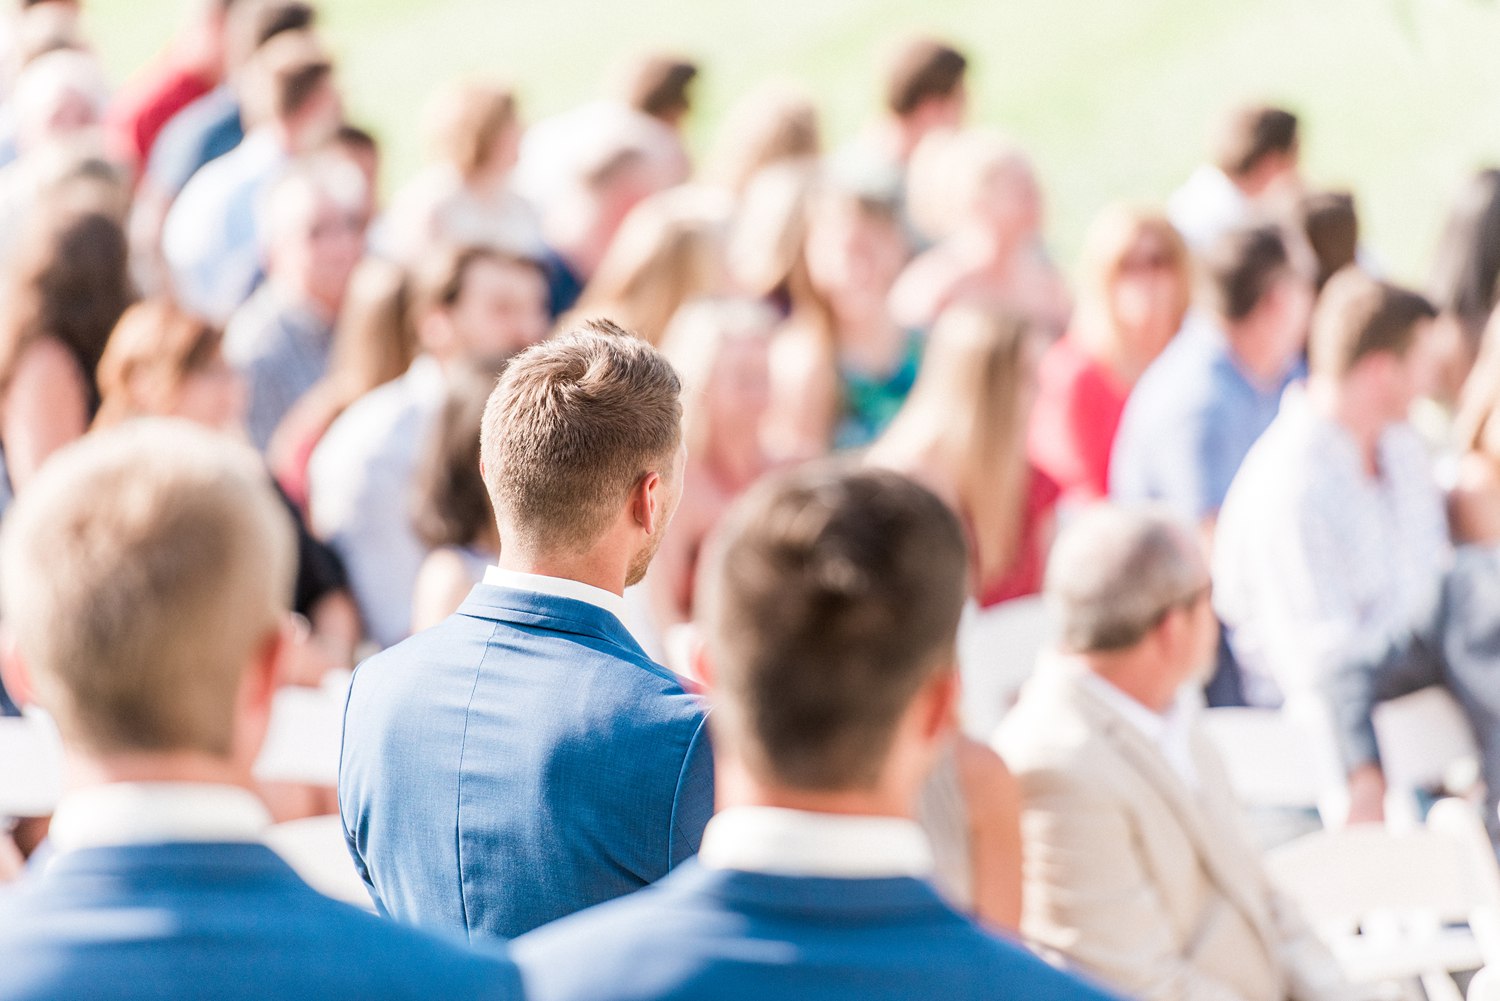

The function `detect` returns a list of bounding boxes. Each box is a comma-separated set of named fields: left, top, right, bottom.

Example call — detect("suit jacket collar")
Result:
left=30, top=841, right=305, bottom=895
left=664, top=859, right=958, bottom=922
left=457, top=583, right=669, bottom=678
left=1046, top=664, right=1283, bottom=962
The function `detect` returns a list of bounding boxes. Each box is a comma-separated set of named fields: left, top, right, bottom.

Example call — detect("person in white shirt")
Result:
left=162, top=30, right=342, bottom=325
left=1214, top=268, right=1449, bottom=709
left=1169, top=104, right=1300, bottom=254
left=308, top=244, right=549, bottom=648
left=513, top=465, right=1114, bottom=1001
left=997, top=504, right=1356, bottom=1001
left=0, top=420, right=525, bottom=1001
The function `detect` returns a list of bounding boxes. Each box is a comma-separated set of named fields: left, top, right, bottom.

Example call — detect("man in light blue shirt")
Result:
left=1111, top=223, right=1314, bottom=525
left=162, top=31, right=341, bottom=324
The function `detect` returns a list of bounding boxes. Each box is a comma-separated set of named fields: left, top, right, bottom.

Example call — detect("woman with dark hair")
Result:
left=0, top=187, right=132, bottom=499
left=410, top=368, right=499, bottom=632
left=1429, top=169, right=1500, bottom=404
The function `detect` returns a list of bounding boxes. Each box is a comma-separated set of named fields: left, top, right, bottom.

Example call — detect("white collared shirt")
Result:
left=48, top=782, right=271, bottom=856
left=483, top=566, right=629, bottom=624
left=697, top=806, right=935, bottom=879
left=1080, top=671, right=1202, bottom=790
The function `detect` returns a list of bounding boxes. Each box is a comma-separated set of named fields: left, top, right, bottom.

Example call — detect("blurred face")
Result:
left=169, top=353, right=247, bottom=433
left=277, top=195, right=367, bottom=309
left=1263, top=272, right=1316, bottom=369
left=1111, top=230, right=1185, bottom=361
left=706, top=335, right=771, bottom=439
left=980, top=161, right=1040, bottom=238
left=804, top=198, right=906, bottom=299
left=449, top=259, right=549, bottom=370
left=1383, top=318, right=1443, bottom=422
left=476, top=121, right=522, bottom=187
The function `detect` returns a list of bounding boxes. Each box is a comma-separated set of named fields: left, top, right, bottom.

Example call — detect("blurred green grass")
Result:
left=84, top=0, right=1500, bottom=284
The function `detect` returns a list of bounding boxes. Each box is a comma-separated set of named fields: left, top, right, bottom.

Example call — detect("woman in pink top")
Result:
left=1028, top=205, right=1191, bottom=505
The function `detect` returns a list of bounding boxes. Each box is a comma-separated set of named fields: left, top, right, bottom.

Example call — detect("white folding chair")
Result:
left=0, top=709, right=63, bottom=818
left=265, top=814, right=373, bottom=910
left=1373, top=687, right=1481, bottom=827
left=956, top=595, right=1050, bottom=741
left=1265, top=798, right=1500, bottom=1001
left=1469, top=967, right=1500, bottom=1001
left=253, top=672, right=352, bottom=788
left=1200, top=706, right=1330, bottom=812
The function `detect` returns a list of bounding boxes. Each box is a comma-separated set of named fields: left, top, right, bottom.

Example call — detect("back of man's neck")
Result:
left=497, top=551, right=626, bottom=597
left=66, top=749, right=252, bottom=793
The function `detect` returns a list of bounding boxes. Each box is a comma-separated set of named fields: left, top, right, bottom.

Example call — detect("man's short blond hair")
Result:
left=0, top=421, right=295, bottom=756
left=479, top=319, right=682, bottom=554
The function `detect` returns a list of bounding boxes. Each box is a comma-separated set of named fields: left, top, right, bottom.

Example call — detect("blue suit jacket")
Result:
left=513, top=860, right=1122, bottom=1001
left=0, top=841, right=522, bottom=1001
left=340, top=584, right=714, bottom=940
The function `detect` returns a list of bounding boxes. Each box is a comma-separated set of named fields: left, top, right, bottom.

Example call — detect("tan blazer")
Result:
left=994, top=660, right=1348, bottom=1001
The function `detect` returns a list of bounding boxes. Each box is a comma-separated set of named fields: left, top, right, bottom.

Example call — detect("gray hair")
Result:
left=1045, top=504, right=1207, bottom=653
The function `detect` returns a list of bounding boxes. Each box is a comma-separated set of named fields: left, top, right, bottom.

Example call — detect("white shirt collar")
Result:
left=48, top=782, right=271, bottom=856
left=697, top=806, right=935, bottom=879
left=1078, top=669, right=1202, bottom=790
left=483, top=566, right=628, bottom=624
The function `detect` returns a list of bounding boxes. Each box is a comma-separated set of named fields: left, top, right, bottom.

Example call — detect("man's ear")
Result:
left=0, top=629, right=34, bottom=708
left=633, top=471, right=663, bottom=535
left=916, top=666, right=960, bottom=743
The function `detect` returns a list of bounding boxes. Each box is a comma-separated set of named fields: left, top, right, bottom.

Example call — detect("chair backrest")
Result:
left=1468, top=966, right=1500, bottom=1001
left=265, top=814, right=373, bottom=910
left=1200, top=706, right=1327, bottom=811
left=1373, top=686, right=1480, bottom=796
left=957, top=595, right=1050, bottom=741
left=1265, top=799, right=1500, bottom=966
left=253, top=672, right=352, bottom=788
left=0, top=710, right=63, bottom=818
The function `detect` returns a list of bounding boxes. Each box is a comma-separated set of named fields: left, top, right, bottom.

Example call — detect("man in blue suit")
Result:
left=340, top=319, right=712, bottom=940
left=513, top=466, right=1120, bottom=1001
left=0, top=421, right=523, bottom=1001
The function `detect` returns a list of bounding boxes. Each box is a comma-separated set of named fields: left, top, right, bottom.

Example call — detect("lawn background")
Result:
left=84, top=0, right=1500, bottom=284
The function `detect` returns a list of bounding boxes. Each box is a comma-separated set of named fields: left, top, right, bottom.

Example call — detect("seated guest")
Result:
left=94, top=298, right=360, bottom=682
left=1111, top=223, right=1313, bottom=527
left=377, top=79, right=542, bottom=266
left=645, top=297, right=775, bottom=635
left=309, top=245, right=547, bottom=648
left=225, top=153, right=368, bottom=451
left=833, top=35, right=967, bottom=233
left=0, top=422, right=523, bottom=1000
left=1168, top=104, right=1301, bottom=253
left=103, top=0, right=235, bottom=171
left=1215, top=270, right=1449, bottom=708
left=567, top=187, right=729, bottom=346
left=409, top=369, right=498, bottom=632
left=868, top=304, right=1056, bottom=606
left=268, top=257, right=417, bottom=511
left=997, top=505, right=1353, bottom=1001
left=340, top=322, right=713, bottom=940
left=131, top=0, right=315, bottom=293
left=514, top=466, right=1114, bottom=1001
left=1029, top=204, right=1192, bottom=507
left=162, top=29, right=342, bottom=324
left=702, top=82, right=821, bottom=200
left=767, top=176, right=917, bottom=454
left=892, top=129, right=1071, bottom=335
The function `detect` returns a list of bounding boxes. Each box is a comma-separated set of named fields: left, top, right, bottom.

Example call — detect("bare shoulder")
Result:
left=1450, top=452, right=1500, bottom=544
left=954, top=736, right=1021, bottom=813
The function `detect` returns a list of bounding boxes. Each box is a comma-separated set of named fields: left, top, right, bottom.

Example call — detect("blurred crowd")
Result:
left=2, top=0, right=1500, bottom=998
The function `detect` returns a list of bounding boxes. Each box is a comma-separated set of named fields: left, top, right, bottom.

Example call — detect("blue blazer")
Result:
left=513, top=860, right=1122, bottom=1001
left=0, top=841, right=523, bottom=1001
left=340, top=584, right=714, bottom=941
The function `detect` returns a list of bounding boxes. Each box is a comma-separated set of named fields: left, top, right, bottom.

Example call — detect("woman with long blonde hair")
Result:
left=1028, top=204, right=1191, bottom=506
left=869, top=303, right=1052, bottom=605
left=567, top=187, right=728, bottom=346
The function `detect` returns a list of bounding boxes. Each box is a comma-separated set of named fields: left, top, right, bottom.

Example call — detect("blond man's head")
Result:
left=0, top=420, right=295, bottom=757
left=480, top=319, right=683, bottom=562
